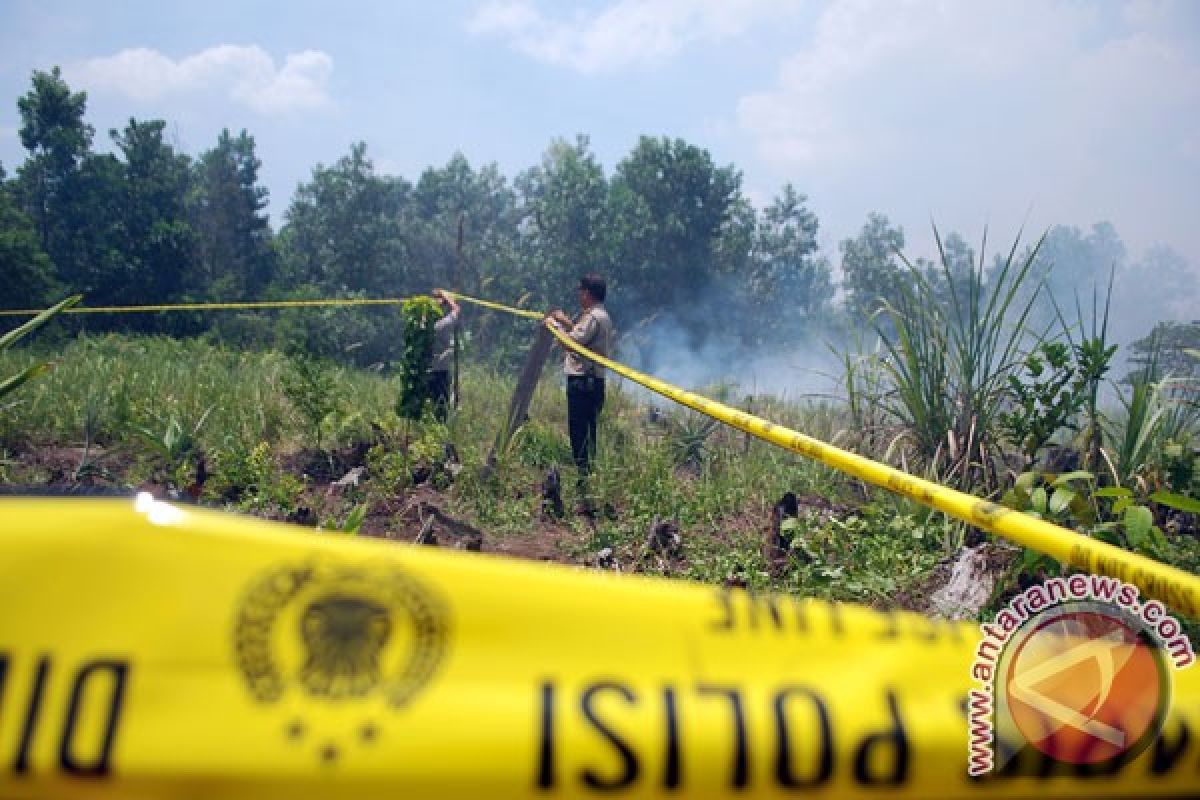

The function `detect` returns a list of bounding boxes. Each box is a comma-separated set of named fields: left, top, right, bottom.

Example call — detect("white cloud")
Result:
left=738, top=1, right=1200, bottom=172
left=69, top=45, right=334, bottom=114
left=467, top=0, right=799, bottom=73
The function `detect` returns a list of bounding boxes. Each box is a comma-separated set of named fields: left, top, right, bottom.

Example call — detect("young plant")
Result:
left=397, top=296, right=443, bottom=420
left=0, top=295, right=81, bottom=405
left=282, top=353, right=340, bottom=450
left=875, top=227, right=1045, bottom=491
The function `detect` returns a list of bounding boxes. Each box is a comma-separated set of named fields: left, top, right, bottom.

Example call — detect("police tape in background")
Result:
left=448, top=290, right=1200, bottom=621
left=0, top=298, right=408, bottom=317
left=1, top=498, right=1197, bottom=799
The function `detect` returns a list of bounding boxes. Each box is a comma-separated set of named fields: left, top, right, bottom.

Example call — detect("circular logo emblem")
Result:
left=234, top=561, right=449, bottom=709
left=1002, top=602, right=1169, bottom=767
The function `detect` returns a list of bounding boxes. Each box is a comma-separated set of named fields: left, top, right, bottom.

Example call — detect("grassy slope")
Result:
left=2, top=333, right=1195, bottom=620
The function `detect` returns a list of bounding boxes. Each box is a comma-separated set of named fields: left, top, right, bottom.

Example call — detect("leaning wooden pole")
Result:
left=483, top=322, right=554, bottom=478
left=453, top=214, right=464, bottom=410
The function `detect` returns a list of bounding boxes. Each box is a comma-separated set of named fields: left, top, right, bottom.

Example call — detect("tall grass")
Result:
left=873, top=228, right=1047, bottom=491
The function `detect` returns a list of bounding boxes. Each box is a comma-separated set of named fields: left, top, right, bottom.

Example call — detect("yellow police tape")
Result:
left=0, top=298, right=407, bottom=317
left=0, top=496, right=1197, bottom=798
left=443, top=290, right=544, bottom=320
left=447, top=291, right=1200, bottom=621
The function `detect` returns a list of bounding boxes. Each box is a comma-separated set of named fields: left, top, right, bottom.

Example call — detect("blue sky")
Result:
left=2, top=0, right=1199, bottom=280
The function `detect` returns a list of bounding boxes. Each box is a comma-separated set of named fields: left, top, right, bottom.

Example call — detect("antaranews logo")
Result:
left=233, top=560, right=450, bottom=765
left=967, top=574, right=1194, bottom=776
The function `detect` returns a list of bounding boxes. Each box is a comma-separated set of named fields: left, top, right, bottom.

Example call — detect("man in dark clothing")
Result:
left=548, top=274, right=614, bottom=483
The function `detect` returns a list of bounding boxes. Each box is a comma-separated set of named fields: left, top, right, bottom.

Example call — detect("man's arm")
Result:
left=432, top=289, right=461, bottom=316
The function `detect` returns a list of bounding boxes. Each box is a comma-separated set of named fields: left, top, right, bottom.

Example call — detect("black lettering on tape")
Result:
left=747, top=593, right=783, bottom=631
left=710, top=590, right=734, bottom=632
left=697, top=685, right=748, bottom=788
left=853, top=691, right=909, bottom=786
left=13, top=655, right=50, bottom=775
left=1151, top=718, right=1190, bottom=775
left=536, top=682, right=555, bottom=789
left=580, top=682, right=640, bottom=791
left=59, top=660, right=129, bottom=777
left=663, top=687, right=681, bottom=790
left=774, top=686, right=833, bottom=788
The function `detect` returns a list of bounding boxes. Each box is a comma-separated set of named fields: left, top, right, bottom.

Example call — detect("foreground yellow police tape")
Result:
left=1, top=497, right=1198, bottom=798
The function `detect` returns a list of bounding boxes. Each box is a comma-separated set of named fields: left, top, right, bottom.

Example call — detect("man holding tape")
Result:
left=548, top=274, right=613, bottom=500
left=430, top=289, right=461, bottom=422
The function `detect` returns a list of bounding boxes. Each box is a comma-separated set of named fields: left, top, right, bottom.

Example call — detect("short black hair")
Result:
left=579, top=273, right=606, bottom=302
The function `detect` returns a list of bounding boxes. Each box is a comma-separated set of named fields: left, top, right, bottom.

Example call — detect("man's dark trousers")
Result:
left=429, top=370, right=451, bottom=422
left=567, top=375, right=604, bottom=477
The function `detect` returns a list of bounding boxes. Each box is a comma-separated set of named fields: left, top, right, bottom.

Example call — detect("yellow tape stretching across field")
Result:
left=449, top=291, right=1200, bottom=621
left=0, top=498, right=1197, bottom=798
left=0, top=297, right=409, bottom=316
left=2, top=290, right=1200, bottom=797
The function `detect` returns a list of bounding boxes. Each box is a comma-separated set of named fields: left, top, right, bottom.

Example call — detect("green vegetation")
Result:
left=1, top=66, right=1197, bottom=627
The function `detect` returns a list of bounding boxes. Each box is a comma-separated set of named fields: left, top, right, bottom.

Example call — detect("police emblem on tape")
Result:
left=233, top=561, right=449, bottom=708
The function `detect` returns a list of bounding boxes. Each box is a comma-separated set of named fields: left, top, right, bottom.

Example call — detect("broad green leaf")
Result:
left=1049, top=488, right=1075, bottom=515
left=1015, top=472, right=1039, bottom=491
left=0, top=363, right=49, bottom=399
left=1050, top=470, right=1095, bottom=488
left=0, top=295, right=82, bottom=351
left=1031, top=487, right=1048, bottom=514
left=1150, top=491, right=1200, bottom=514
left=1094, top=487, right=1133, bottom=499
left=1123, top=505, right=1153, bottom=547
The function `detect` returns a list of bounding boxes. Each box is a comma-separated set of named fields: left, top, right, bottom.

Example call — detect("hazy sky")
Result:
left=2, top=0, right=1198, bottom=273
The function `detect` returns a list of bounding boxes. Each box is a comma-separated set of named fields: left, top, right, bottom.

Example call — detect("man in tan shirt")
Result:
left=429, top=289, right=461, bottom=421
left=548, top=273, right=613, bottom=485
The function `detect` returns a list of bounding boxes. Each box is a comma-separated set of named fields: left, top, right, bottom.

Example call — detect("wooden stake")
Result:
left=483, top=322, right=554, bottom=478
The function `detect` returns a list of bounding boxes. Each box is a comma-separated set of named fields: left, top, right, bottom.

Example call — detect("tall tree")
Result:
left=608, top=136, right=744, bottom=337
left=15, top=67, right=124, bottom=301
left=0, top=174, right=58, bottom=307
left=15, top=67, right=91, bottom=255
left=111, top=118, right=194, bottom=308
left=750, top=184, right=832, bottom=337
left=839, top=212, right=909, bottom=321
left=280, top=142, right=409, bottom=294
left=190, top=129, right=275, bottom=300
left=514, top=136, right=609, bottom=305
left=409, top=152, right=518, bottom=297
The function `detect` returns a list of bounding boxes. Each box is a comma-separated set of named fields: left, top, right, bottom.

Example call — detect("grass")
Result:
left=1, top=325, right=1198, bottom=626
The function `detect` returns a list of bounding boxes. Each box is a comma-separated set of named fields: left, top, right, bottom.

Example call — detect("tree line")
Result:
left=2, top=67, right=1194, bottom=370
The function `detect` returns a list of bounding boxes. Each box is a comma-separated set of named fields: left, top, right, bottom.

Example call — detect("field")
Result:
left=3, top=330, right=1198, bottom=630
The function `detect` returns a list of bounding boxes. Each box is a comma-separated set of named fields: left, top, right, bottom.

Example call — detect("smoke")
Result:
left=615, top=310, right=844, bottom=404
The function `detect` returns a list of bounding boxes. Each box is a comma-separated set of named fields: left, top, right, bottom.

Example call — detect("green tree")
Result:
left=15, top=67, right=92, bottom=255
left=608, top=136, right=744, bottom=338
left=0, top=176, right=58, bottom=307
left=997, top=222, right=1126, bottom=329
left=514, top=136, right=610, bottom=306
left=280, top=142, right=409, bottom=294
left=1125, top=321, right=1200, bottom=384
left=839, top=212, right=909, bottom=321
left=15, top=67, right=125, bottom=302
left=190, top=129, right=276, bottom=300
left=748, top=184, right=832, bottom=341
left=1112, top=245, right=1198, bottom=345
left=408, top=152, right=519, bottom=298
left=111, top=118, right=194, bottom=311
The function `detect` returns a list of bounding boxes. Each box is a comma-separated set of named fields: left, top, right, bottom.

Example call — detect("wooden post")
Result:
left=483, top=322, right=554, bottom=478
left=453, top=214, right=464, bottom=410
